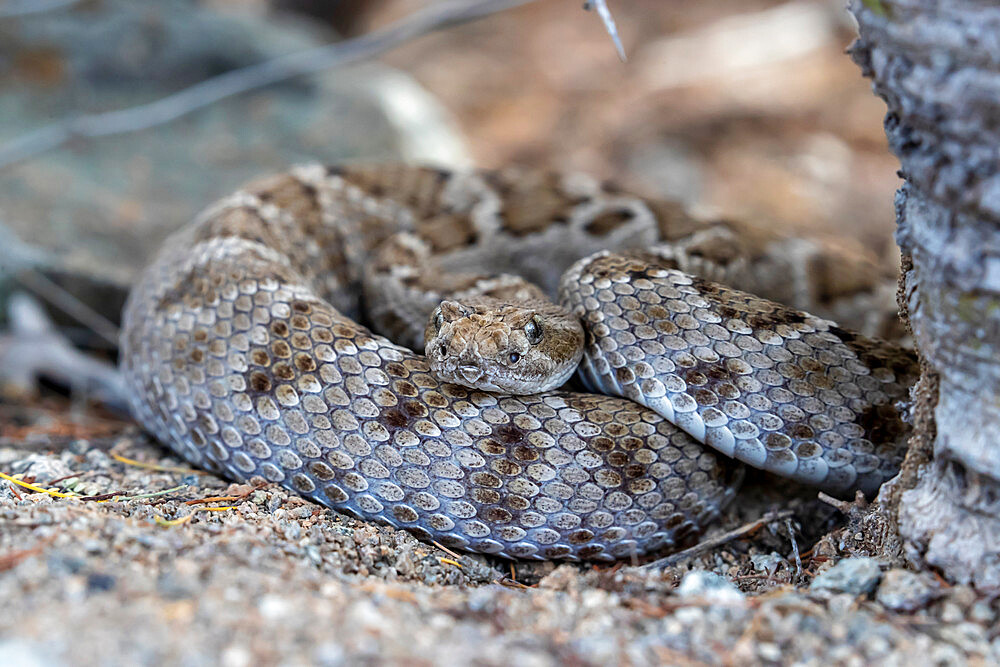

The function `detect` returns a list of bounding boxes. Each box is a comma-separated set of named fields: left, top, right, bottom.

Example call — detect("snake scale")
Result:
left=121, top=164, right=918, bottom=561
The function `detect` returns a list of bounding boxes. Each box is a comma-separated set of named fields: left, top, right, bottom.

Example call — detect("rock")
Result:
left=676, top=571, right=745, bottom=602
left=875, top=569, right=939, bottom=612
left=750, top=552, right=786, bottom=576
left=810, top=557, right=882, bottom=596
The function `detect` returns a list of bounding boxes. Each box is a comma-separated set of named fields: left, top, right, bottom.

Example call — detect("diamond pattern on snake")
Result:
left=121, top=164, right=918, bottom=561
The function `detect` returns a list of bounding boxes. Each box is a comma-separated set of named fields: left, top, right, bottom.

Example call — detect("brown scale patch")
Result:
left=542, top=545, right=572, bottom=558
left=507, top=495, right=530, bottom=510
left=513, top=446, right=539, bottom=462
left=273, top=363, right=295, bottom=381
left=290, top=315, right=309, bottom=330
left=828, top=325, right=859, bottom=346
left=292, top=301, right=312, bottom=314
left=717, top=383, right=740, bottom=399
left=495, top=424, right=524, bottom=444
left=492, top=459, right=522, bottom=476
left=414, top=214, right=478, bottom=253
left=333, top=324, right=355, bottom=339
left=746, top=304, right=806, bottom=329
left=189, top=349, right=204, bottom=363
left=271, top=341, right=292, bottom=358
left=625, top=464, right=646, bottom=478
left=380, top=408, right=409, bottom=429
left=605, top=423, right=628, bottom=437
left=394, top=381, right=419, bottom=398
left=392, top=506, right=419, bottom=523
left=568, top=529, right=595, bottom=544
left=615, top=367, right=635, bottom=384
left=479, top=493, right=505, bottom=509
left=488, top=171, right=582, bottom=237
left=806, top=249, right=881, bottom=304
left=889, top=351, right=919, bottom=376
left=695, top=389, right=717, bottom=406
left=294, top=354, right=317, bottom=372
left=249, top=371, right=272, bottom=393
left=332, top=165, right=451, bottom=218
left=292, top=475, right=314, bottom=493
left=683, top=234, right=744, bottom=270
left=370, top=311, right=414, bottom=346
left=471, top=472, right=502, bottom=488
left=595, top=470, right=623, bottom=487
left=856, top=402, right=908, bottom=446
left=584, top=208, right=636, bottom=236
left=607, top=451, right=628, bottom=467
left=424, top=393, right=448, bottom=409
left=309, top=462, right=335, bottom=481
left=796, top=442, right=821, bottom=458
left=577, top=545, right=606, bottom=559
left=402, top=399, right=427, bottom=417
left=247, top=173, right=323, bottom=232
left=323, top=485, right=348, bottom=503
left=621, top=437, right=643, bottom=451
left=193, top=329, right=208, bottom=343
left=385, top=362, right=408, bottom=378
left=832, top=326, right=916, bottom=377
left=791, top=424, right=815, bottom=440
left=480, top=440, right=507, bottom=456
left=672, top=523, right=698, bottom=543
left=272, top=321, right=289, bottom=337
left=645, top=198, right=703, bottom=241
left=251, top=350, right=270, bottom=366
left=192, top=206, right=285, bottom=253
left=624, top=262, right=679, bottom=284
left=685, top=370, right=708, bottom=386
left=592, top=437, right=615, bottom=452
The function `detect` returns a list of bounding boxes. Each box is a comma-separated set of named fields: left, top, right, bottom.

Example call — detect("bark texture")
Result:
left=849, top=0, right=1000, bottom=588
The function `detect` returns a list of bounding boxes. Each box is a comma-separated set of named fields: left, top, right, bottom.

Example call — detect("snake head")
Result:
left=423, top=296, right=584, bottom=394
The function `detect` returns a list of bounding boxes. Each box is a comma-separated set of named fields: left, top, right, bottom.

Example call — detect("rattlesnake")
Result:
left=121, top=164, right=918, bottom=561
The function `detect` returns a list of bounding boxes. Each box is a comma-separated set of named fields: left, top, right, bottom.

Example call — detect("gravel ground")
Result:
left=1, top=397, right=997, bottom=666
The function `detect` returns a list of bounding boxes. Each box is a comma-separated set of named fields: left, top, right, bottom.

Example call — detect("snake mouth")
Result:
left=457, top=365, right=483, bottom=385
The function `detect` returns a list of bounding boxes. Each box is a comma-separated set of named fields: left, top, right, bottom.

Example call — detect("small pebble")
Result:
left=750, top=552, right=785, bottom=575
left=69, top=440, right=91, bottom=455
left=86, top=572, right=116, bottom=593
left=970, top=601, right=996, bottom=625
left=875, top=569, right=938, bottom=612
left=810, top=558, right=882, bottom=595
left=676, top=571, right=745, bottom=602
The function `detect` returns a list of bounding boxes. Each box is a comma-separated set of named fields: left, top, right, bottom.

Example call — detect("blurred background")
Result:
left=0, top=0, right=900, bottom=401
left=0, top=0, right=898, bottom=284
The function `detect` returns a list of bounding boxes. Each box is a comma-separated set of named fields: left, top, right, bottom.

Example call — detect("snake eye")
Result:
left=508, top=352, right=521, bottom=364
left=524, top=316, right=543, bottom=345
left=434, top=308, right=444, bottom=330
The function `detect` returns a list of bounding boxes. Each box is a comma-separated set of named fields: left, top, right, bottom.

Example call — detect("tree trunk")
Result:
left=848, top=0, right=1000, bottom=589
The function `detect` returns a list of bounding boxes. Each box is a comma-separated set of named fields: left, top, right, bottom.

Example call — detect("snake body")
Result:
left=121, top=164, right=918, bottom=561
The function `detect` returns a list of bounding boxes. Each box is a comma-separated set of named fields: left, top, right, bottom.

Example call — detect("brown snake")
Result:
left=121, top=164, right=918, bottom=561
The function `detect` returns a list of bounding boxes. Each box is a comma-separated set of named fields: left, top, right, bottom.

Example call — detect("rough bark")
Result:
left=849, top=0, right=1000, bottom=589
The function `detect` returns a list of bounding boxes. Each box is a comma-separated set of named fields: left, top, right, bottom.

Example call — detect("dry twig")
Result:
left=584, top=0, right=626, bottom=60
left=0, top=0, right=79, bottom=19
left=641, top=509, right=796, bottom=570
left=0, top=0, right=537, bottom=171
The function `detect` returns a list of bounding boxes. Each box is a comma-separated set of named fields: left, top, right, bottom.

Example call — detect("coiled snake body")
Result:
left=121, top=165, right=917, bottom=561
